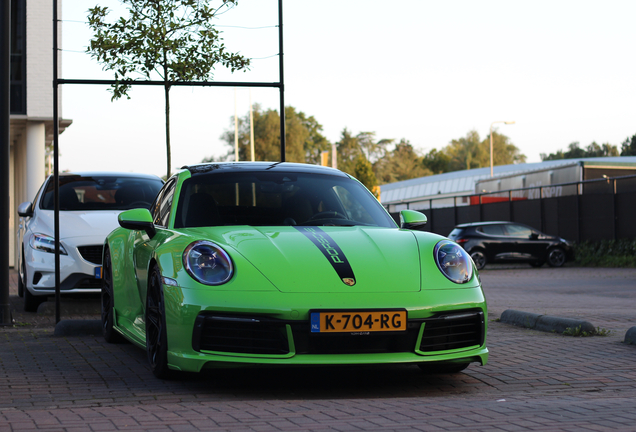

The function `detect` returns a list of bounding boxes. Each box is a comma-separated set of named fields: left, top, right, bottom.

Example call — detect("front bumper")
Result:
left=25, top=243, right=103, bottom=295
left=156, top=286, right=489, bottom=373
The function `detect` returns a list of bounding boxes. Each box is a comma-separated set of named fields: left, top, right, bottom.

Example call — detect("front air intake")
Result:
left=418, top=311, right=484, bottom=352
left=192, top=314, right=290, bottom=355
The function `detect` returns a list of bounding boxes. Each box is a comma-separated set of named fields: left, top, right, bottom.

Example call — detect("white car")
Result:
left=17, top=172, right=164, bottom=312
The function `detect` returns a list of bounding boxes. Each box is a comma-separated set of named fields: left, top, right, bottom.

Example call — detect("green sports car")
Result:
left=102, top=162, right=488, bottom=378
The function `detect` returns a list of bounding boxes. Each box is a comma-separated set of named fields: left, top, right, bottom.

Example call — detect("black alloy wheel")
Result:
left=547, top=247, right=566, bottom=267
left=101, top=248, right=126, bottom=343
left=146, top=265, right=171, bottom=379
left=470, top=250, right=487, bottom=270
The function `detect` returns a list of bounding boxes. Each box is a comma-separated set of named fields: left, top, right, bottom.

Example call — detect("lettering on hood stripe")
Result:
left=293, top=226, right=356, bottom=286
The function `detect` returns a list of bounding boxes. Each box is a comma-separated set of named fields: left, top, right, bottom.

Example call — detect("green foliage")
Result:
left=218, top=105, right=329, bottom=164
left=621, top=134, right=636, bottom=156
left=541, top=141, right=620, bottom=161
left=442, top=130, right=525, bottom=172
left=87, top=0, right=250, bottom=178
left=563, top=325, right=611, bottom=337
left=574, top=239, right=636, bottom=267
left=374, top=139, right=432, bottom=184
left=353, top=156, right=378, bottom=198
left=422, top=148, right=451, bottom=174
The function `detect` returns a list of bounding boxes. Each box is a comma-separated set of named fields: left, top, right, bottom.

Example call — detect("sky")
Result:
left=59, top=0, right=636, bottom=178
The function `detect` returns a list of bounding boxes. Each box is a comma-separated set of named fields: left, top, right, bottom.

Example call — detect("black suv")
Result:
left=448, top=221, right=573, bottom=270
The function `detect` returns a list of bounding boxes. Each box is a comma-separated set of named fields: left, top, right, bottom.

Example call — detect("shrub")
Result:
left=573, top=239, right=636, bottom=267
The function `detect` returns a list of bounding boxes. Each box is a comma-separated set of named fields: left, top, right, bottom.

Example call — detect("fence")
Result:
left=389, top=174, right=636, bottom=242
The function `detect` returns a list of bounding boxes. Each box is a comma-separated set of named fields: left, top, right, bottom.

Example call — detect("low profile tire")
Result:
left=547, top=247, right=566, bottom=267
left=529, top=261, right=544, bottom=268
left=418, top=362, right=470, bottom=374
left=23, top=287, right=45, bottom=312
left=146, top=265, right=171, bottom=379
left=101, top=248, right=126, bottom=344
left=470, top=250, right=487, bottom=270
left=18, top=249, right=25, bottom=298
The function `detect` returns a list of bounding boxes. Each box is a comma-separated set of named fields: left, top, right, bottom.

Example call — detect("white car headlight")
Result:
left=29, top=233, right=68, bottom=255
left=434, top=240, right=473, bottom=284
left=183, top=241, right=233, bottom=285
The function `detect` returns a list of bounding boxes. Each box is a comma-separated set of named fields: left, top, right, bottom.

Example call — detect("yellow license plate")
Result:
left=310, top=310, right=407, bottom=333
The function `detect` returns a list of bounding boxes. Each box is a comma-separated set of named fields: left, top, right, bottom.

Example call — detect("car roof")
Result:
left=181, top=162, right=350, bottom=177
left=55, top=172, right=163, bottom=180
left=454, top=221, right=522, bottom=228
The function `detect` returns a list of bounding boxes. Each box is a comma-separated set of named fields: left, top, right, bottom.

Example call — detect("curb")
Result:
left=625, top=327, right=636, bottom=345
left=500, top=309, right=595, bottom=335
left=54, top=319, right=102, bottom=337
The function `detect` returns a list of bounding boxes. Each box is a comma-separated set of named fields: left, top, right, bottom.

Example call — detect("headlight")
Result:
left=29, top=233, right=68, bottom=255
left=434, top=240, right=473, bottom=284
left=183, top=241, right=233, bottom=285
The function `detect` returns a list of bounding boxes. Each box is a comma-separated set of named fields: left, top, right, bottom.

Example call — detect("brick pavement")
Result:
left=1, top=266, right=635, bottom=431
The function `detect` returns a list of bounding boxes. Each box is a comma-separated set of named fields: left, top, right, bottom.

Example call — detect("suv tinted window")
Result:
left=479, top=225, right=505, bottom=236
left=504, top=224, right=532, bottom=237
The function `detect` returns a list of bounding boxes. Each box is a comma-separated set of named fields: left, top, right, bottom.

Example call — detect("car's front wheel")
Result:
left=101, top=247, right=126, bottom=343
left=470, top=250, right=487, bottom=270
left=146, top=264, right=171, bottom=379
left=23, top=287, right=45, bottom=312
left=18, top=248, right=25, bottom=298
left=547, top=247, right=566, bottom=267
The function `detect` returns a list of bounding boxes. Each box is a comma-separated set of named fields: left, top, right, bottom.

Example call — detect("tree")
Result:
left=541, top=141, right=620, bottom=161
left=216, top=105, right=329, bottom=163
left=620, top=134, right=636, bottom=156
left=374, top=139, right=431, bottom=184
left=353, top=155, right=379, bottom=198
left=87, top=0, right=250, bottom=178
left=422, top=148, right=451, bottom=174
left=444, top=130, right=486, bottom=172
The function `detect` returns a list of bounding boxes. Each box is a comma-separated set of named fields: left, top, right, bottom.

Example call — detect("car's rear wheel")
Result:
left=101, top=248, right=126, bottom=343
left=146, top=264, right=171, bottom=379
left=547, top=247, right=566, bottom=267
left=18, top=248, right=25, bottom=298
left=23, top=286, right=45, bottom=312
left=418, top=362, right=469, bottom=374
left=470, top=250, right=487, bottom=270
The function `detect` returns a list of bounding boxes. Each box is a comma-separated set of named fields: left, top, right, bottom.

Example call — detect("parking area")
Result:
left=1, top=266, right=635, bottom=431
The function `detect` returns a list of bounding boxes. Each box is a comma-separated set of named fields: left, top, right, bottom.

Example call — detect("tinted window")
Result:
left=40, top=175, right=163, bottom=211
left=174, top=171, right=396, bottom=228
left=479, top=225, right=506, bottom=236
left=504, top=224, right=533, bottom=237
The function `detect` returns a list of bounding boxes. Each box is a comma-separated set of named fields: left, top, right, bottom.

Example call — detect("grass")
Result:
left=573, top=239, right=636, bottom=268
left=562, top=325, right=612, bottom=337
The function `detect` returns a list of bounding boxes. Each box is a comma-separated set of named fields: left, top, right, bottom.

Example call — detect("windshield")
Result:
left=174, top=171, right=396, bottom=228
left=40, top=175, right=164, bottom=211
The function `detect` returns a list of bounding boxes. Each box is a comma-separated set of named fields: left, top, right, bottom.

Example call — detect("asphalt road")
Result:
left=1, top=266, right=635, bottom=431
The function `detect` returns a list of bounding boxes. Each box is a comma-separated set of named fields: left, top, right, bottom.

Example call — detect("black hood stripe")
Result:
left=294, top=226, right=355, bottom=285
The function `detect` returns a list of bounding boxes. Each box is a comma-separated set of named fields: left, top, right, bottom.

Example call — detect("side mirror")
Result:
left=17, top=201, right=33, bottom=218
left=400, top=209, right=427, bottom=231
left=118, top=208, right=156, bottom=238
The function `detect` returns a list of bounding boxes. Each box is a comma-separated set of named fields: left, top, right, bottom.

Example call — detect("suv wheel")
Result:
left=470, top=250, right=487, bottom=270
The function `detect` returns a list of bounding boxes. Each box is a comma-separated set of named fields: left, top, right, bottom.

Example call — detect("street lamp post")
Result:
left=490, top=120, right=515, bottom=177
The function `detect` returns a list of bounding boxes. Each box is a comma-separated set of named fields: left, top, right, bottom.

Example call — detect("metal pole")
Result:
left=278, top=0, right=285, bottom=162
left=53, top=0, right=61, bottom=324
left=0, top=0, right=12, bottom=325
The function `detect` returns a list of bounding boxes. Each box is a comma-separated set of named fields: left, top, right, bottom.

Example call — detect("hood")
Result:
left=211, top=226, right=422, bottom=293
left=31, top=209, right=122, bottom=241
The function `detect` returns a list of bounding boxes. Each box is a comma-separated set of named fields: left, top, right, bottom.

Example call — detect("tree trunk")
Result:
left=164, top=83, right=171, bottom=179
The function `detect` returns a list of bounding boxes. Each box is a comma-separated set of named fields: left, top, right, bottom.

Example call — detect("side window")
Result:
left=152, top=180, right=176, bottom=227
left=504, top=224, right=532, bottom=237
left=480, top=224, right=505, bottom=236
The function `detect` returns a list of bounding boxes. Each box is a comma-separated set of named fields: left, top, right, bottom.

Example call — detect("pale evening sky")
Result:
left=58, top=0, right=636, bottom=178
